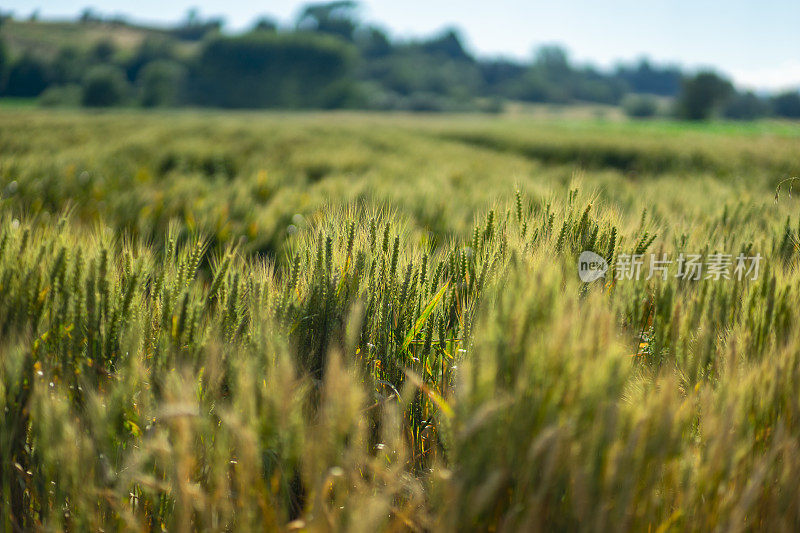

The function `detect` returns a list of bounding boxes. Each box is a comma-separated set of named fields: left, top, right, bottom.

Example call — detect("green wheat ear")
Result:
left=4, top=112, right=800, bottom=530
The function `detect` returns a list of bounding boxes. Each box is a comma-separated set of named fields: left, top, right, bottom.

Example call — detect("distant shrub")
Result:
left=124, top=36, right=179, bottom=82
left=90, top=39, right=116, bottom=63
left=137, top=60, right=186, bottom=107
left=358, top=82, right=401, bottom=110
left=772, top=91, right=800, bottom=119
left=190, top=33, right=355, bottom=108
left=4, top=53, right=50, bottom=97
left=722, top=91, right=770, bottom=120
left=0, top=38, right=8, bottom=93
left=49, top=46, right=88, bottom=85
left=406, top=91, right=447, bottom=112
left=622, top=94, right=659, bottom=118
left=676, top=71, right=733, bottom=120
left=480, top=96, right=505, bottom=114
left=38, top=84, right=82, bottom=107
left=81, top=65, right=129, bottom=107
left=251, top=17, right=278, bottom=33
left=169, top=19, right=223, bottom=41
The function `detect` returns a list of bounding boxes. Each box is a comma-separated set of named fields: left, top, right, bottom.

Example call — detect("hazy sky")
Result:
left=5, top=1, right=800, bottom=91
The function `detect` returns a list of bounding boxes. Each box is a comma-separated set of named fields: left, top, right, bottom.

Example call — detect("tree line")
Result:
left=0, top=2, right=798, bottom=120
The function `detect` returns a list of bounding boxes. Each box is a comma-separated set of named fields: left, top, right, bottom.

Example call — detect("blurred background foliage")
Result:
left=0, top=2, right=799, bottom=119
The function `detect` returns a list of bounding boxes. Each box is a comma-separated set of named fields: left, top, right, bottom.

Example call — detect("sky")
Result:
left=4, top=1, right=800, bottom=91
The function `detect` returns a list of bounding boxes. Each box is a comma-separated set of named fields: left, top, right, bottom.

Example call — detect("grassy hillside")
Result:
left=2, top=110, right=800, bottom=530
left=1, top=19, right=169, bottom=59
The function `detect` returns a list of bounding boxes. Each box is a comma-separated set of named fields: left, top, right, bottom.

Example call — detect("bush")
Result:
left=676, top=71, right=734, bottom=120
left=190, top=33, right=355, bottom=108
left=772, top=91, right=800, bottom=119
left=81, top=65, right=129, bottom=107
left=3, top=54, right=50, bottom=97
left=90, top=39, right=116, bottom=64
left=722, top=91, right=770, bottom=120
left=49, top=46, right=88, bottom=85
left=137, top=60, right=186, bottom=107
left=0, top=38, right=8, bottom=93
left=406, top=91, right=447, bottom=112
left=125, top=36, right=178, bottom=82
left=38, top=84, right=82, bottom=107
left=622, top=94, right=659, bottom=118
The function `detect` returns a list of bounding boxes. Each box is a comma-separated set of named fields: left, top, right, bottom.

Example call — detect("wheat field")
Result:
left=1, top=110, right=800, bottom=531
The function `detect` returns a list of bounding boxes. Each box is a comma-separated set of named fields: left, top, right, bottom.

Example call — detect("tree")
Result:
left=615, top=59, right=682, bottom=96
left=677, top=71, right=733, bottom=120
left=50, top=46, right=88, bottom=84
left=421, top=29, right=471, bottom=62
left=79, top=8, right=99, bottom=23
left=622, top=94, right=659, bottom=118
left=363, top=44, right=482, bottom=101
left=296, top=1, right=359, bottom=41
left=722, top=91, right=770, bottom=120
left=81, top=65, right=129, bottom=107
left=4, top=54, right=50, bottom=97
left=571, top=67, right=627, bottom=104
left=39, top=84, right=82, bottom=107
left=521, top=45, right=573, bottom=102
left=0, top=38, right=8, bottom=94
left=137, top=60, right=185, bottom=107
left=185, top=8, right=199, bottom=26
left=90, top=39, right=116, bottom=63
left=189, top=33, right=355, bottom=108
left=513, top=68, right=556, bottom=102
left=252, top=17, right=278, bottom=33
left=170, top=9, right=223, bottom=41
left=534, top=46, right=571, bottom=79
left=125, top=37, right=177, bottom=82
left=772, top=91, right=800, bottom=119
left=356, top=26, right=391, bottom=59
left=479, top=59, right=526, bottom=96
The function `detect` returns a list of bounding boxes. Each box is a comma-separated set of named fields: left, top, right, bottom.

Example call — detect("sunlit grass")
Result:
left=1, top=110, right=800, bottom=530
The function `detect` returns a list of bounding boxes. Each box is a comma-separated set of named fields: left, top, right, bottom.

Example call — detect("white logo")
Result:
left=578, top=251, right=608, bottom=282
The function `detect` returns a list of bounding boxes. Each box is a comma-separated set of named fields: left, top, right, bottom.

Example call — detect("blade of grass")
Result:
left=404, top=369, right=453, bottom=419
left=401, top=281, right=449, bottom=352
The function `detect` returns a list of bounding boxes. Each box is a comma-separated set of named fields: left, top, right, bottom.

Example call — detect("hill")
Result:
left=3, top=19, right=166, bottom=58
